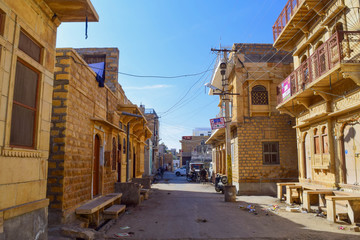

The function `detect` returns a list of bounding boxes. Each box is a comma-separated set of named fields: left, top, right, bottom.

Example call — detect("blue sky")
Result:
left=56, top=0, right=287, bottom=150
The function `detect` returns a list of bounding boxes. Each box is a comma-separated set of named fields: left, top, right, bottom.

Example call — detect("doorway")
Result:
left=133, top=147, right=136, bottom=178
left=93, top=134, right=100, bottom=197
left=344, top=124, right=360, bottom=184
left=117, top=136, right=121, bottom=182
left=304, top=132, right=312, bottom=179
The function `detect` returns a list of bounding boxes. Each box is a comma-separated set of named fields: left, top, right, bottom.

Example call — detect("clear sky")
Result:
left=56, top=0, right=287, bottom=151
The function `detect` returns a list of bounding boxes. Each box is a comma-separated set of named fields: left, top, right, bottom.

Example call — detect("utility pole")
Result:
left=211, top=48, right=237, bottom=202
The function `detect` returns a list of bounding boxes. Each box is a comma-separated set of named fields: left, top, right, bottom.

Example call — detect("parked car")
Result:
left=175, top=166, right=187, bottom=176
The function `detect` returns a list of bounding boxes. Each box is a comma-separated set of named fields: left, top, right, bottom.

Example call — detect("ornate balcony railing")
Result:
left=273, top=0, right=302, bottom=41
left=277, top=31, right=360, bottom=105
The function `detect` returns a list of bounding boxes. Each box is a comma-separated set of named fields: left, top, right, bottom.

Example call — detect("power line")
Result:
left=69, top=55, right=214, bottom=79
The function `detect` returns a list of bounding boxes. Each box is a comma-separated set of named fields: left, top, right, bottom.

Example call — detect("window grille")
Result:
left=251, top=85, right=268, bottom=105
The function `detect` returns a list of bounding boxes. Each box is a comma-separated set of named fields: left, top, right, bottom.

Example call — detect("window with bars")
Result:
left=112, top=137, right=117, bottom=170
left=251, top=85, right=268, bottom=105
left=10, top=61, right=39, bottom=147
left=123, top=138, right=126, bottom=154
left=262, top=142, right=279, bottom=165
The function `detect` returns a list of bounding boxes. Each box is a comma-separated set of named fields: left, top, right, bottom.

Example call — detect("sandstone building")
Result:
left=206, top=43, right=298, bottom=195
left=180, top=135, right=211, bottom=166
left=0, top=0, right=98, bottom=239
left=274, top=0, right=360, bottom=191
left=47, top=48, right=151, bottom=224
left=141, top=106, right=160, bottom=175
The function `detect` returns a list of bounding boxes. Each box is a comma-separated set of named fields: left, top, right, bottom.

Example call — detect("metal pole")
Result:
left=221, top=51, right=236, bottom=202
left=126, top=122, right=130, bottom=182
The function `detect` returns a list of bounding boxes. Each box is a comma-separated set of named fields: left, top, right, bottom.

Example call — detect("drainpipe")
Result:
left=126, top=122, right=130, bottom=182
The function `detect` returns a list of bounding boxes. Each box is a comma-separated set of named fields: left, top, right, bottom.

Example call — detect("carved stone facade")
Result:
left=275, top=0, right=360, bottom=191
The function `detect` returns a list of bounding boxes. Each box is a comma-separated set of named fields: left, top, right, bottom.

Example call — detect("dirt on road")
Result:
left=104, top=172, right=360, bottom=240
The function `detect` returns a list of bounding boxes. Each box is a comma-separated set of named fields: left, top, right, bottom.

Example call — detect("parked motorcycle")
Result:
left=186, top=171, right=200, bottom=183
left=215, top=174, right=228, bottom=193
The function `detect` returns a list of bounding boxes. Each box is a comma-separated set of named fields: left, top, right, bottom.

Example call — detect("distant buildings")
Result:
left=180, top=135, right=212, bottom=166
left=193, top=127, right=212, bottom=137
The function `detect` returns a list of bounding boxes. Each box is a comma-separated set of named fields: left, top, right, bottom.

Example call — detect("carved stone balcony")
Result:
left=277, top=31, right=360, bottom=109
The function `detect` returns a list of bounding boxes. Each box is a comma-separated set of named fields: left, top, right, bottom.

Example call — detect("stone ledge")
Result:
left=1, top=198, right=49, bottom=220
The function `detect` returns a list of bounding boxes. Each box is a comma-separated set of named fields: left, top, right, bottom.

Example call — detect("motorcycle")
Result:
left=215, top=174, right=228, bottom=193
left=186, top=171, right=200, bottom=183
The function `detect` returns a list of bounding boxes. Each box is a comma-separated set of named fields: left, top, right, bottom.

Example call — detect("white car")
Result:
left=175, top=166, right=187, bottom=176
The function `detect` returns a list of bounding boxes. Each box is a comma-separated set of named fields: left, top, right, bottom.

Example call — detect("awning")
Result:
left=205, top=128, right=225, bottom=145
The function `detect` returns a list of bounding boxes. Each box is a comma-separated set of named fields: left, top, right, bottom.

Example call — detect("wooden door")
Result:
left=305, top=133, right=312, bottom=179
left=344, top=124, right=360, bottom=184
left=117, top=140, right=121, bottom=182
left=93, top=135, right=100, bottom=197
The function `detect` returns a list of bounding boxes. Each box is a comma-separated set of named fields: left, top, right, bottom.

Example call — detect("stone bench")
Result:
left=103, top=204, right=126, bottom=220
left=302, top=189, right=334, bottom=212
left=276, top=182, right=297, bottom=200
left=115, top=182, right=142, bottom=206
left=285, top=185, right=302, bottom=204
left=140, top=189, right=150, bottom=200
left=75, top=193, right=123, bottom=227
left=326, top=194, right=360, bottom=225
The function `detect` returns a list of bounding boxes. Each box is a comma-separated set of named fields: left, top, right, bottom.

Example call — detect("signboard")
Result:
left=182, top=136, right=192, bottom=140
left=210, top=117, right=225, bottom=130
left=281, top=77, right=291, bottom=101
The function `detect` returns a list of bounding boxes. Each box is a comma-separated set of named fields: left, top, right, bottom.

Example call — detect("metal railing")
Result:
left=277, top=31, right=360, bottom=105
left=273, top=0, right=303, bottom=41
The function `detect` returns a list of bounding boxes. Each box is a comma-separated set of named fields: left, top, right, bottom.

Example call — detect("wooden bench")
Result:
left=326, top=194, right=360, bottom=224
left=302, top=189, right=334, bottom=212
left=276, top=182, right=297, bottom=200
left=76, top=193, right=123, bottom=227
left=140, top=189, right=150, bottom=200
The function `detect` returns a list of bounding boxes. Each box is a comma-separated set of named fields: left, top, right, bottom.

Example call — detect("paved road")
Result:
left=106, top=172, right=360, bottom=240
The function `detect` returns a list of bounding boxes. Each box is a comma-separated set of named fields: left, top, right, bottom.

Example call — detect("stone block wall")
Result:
left=48, top=49, right=120, bottom=222
left=236, top=113, right=298, bottom=183
left=75, top=48, right=119, bottom=93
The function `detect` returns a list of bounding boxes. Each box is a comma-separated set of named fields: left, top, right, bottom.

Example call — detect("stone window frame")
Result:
left=8, top=29, right=44, bottom=149
left=262, top=141, right=280, bottom=165
left=251, top=85, right=269, bottom=105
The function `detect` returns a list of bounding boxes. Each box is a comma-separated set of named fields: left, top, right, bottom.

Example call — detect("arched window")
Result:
left=112, top=137, right=117, bottom=170
left=322, top=127, right=328, bottom=154
left=251, top=85, right=268, bottom=105
left=314, top=128, right=320, bottom=154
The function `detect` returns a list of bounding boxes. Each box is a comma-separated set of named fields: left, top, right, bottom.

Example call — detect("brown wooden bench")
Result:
left=302, top=189, right=334, bottom=212
left=75, top=193, right=124, bottom=227
left=326, top=194, right=360, bottom=224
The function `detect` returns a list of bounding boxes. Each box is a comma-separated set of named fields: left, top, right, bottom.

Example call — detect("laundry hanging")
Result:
left=89, top=62, right=105, bottom=87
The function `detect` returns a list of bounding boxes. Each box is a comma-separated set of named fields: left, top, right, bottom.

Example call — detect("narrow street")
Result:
left=105, top=172, right=360, bottom=240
